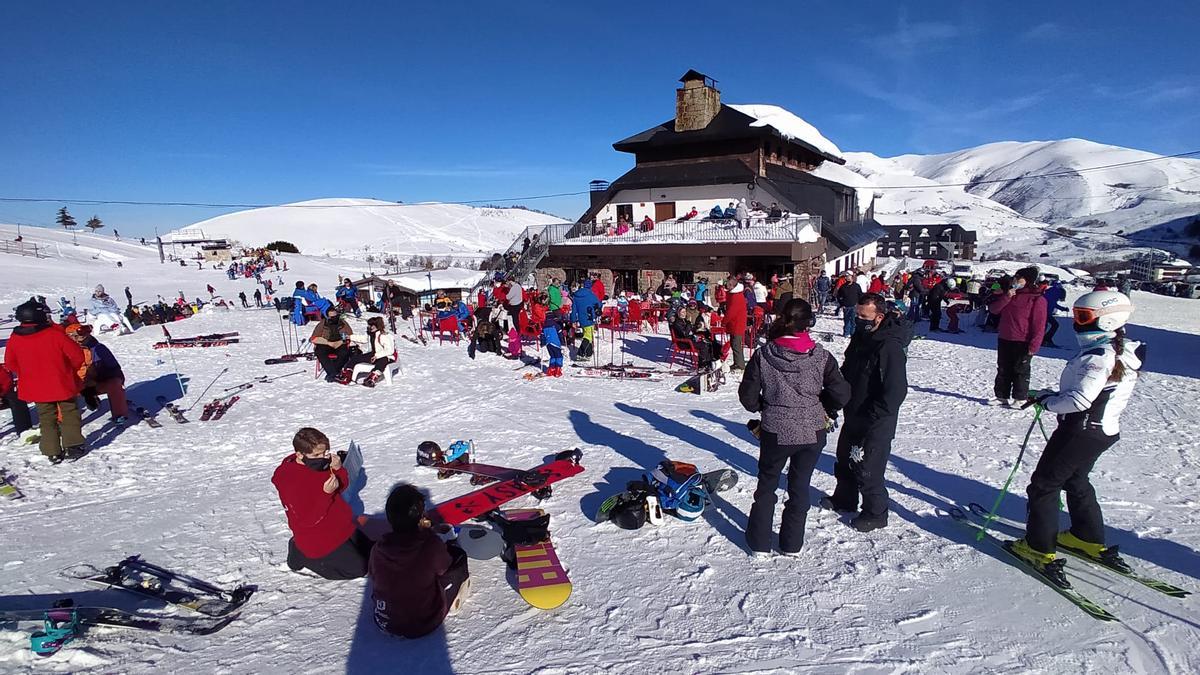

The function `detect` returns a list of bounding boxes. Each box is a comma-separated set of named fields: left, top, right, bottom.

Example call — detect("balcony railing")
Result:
left=544, top=215, right=823, bottom=246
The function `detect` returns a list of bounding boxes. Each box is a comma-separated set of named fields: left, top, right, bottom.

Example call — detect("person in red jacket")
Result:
left=272, top=427, right=372, bottom=579
left=722, top=277, right=749, bottom=371
left=370, top=483, right=470, bottom=638
left=590, top=273, right=606, bottom=302
left=1, top=363, right=34, bottom=436
left=3, top=299, right=86, bottom=462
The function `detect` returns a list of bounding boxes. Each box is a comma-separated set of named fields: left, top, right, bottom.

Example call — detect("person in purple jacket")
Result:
left=987, top=266, right=1048, bottom=407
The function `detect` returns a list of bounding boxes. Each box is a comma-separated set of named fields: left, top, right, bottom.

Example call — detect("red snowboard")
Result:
left=426, top=451, right=583, bottom=526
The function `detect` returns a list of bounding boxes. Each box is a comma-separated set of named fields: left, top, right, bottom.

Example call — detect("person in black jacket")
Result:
left=926, top=278, right=948, bottom=332
left=826, top=293, right=911, bottom=532
left=836, top=274, right=861, bottom=338
left=739, top=299, right=851, bottom=554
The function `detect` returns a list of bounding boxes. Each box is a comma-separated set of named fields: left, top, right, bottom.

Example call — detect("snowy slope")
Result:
left=2, top=230, right=1199, bottom=673
left=167, top=199, right=566, bottom=258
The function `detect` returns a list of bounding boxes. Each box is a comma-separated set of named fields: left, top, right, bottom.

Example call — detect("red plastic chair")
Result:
left=436, top=316, right=461, bottom=345
left=669, top=335, right=699, bottom=369
left=627, top=302, right=643, bottom=332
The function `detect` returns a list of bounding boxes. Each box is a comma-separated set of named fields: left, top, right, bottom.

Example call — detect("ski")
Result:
left=61, top=557, right=255, bottom=618
left=965, top=503, right=1189, bottom=599
left=153, top=338, right=239, bottom=349
left=0, top=605, right=236, bottom=644
left=155, top=397, right=189, bottom=424
left=210, top=396, right=239, bottom=420
left=0, top=468, right=24, bottom=500
left=131, top=403, right=163, bottom=429
left=573, top=368, right=662, bottom=381
left=946, top=507, right=1119, bottom=621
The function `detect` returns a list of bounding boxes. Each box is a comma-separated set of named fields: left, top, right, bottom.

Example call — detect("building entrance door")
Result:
left=654, top=202, right=676, bottom=222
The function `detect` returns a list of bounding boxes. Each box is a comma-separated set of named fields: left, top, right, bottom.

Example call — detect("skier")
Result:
left=238, top=291, right=249, bottom=309
left=3, top=300, right=87, bottom=462
left=541, top=307, right=565, bottom=377
left=1043, top=279, right=1068, bottom=348
left=547, top=279, right=563, bottom=312
left=309, top=308, right=354, bottom=383
left=272, top=428, right=373, bottom=579
left=253, top=288, right=263, bottom=308
left=1010, top=291, right=1143, bottom=585
left=926, top=276, right=949, bottom=332
left=738, top=299, right=850, bottom=554
left=722, top=277, right=748, bottom=371
left=987, top=267, right=1048, bottom=407
left=65, top=323, right=128, bottom=424
left=826, top=293, right=910, bottom=532
left=370, top=483, right=470, bottom=638
left=206, top=284, right=216, bottom=300
left=89, top=285, right=133, bottom=334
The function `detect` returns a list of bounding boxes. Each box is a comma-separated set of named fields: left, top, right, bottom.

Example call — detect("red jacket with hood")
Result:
left=722, top=285, right=748, bottom=335
left=3, top=323, right=85, bottom=402
left=271, top=456, right=355, bottom=559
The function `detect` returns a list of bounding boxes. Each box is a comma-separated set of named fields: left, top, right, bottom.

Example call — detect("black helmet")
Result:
left=416, top=441, right=443, bottom=466
left=15, top=300, right=50, bottom=325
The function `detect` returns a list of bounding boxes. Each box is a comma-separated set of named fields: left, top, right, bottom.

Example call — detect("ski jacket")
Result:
left=836, top=280, right=861, bottom=308
left=3, top=323, right=85, bottom=403
left=744, top=285, right=758, bottom=312
left=335, top=285, right=357, bottom=302
left=80, top=336, right=123, bottom=382
left=0, top=365, right=14, bottom=398
left=735, top=202, right=749, bottom=221
left=753, top=282, right=768, bottom=304
left=988, top=287, right=1048, bottom=353
left=547, top=285, right=563, bottom=311
left=309, top=317, right=352, bottom=347
left=709, top=205, right=725, bottom=219
left=591, top=279, right=606, bottom=301
left=506, top=283, right=523, bottom=306
left=841, top=315, right=910, bottom=428
left=369, top=528, right=456, bottom=638
left=739, top=335, right=851, bottom=445
left=1044, top=284, right=1068, bottom=313
left=271, top=456, right=356, bottom=559
left=91, top=294, right=121, bottom=315
left=1042, top=338, right=1144, bottom=435
left=722, top=284, right=748, bottom=335
left=723, top=206, right=737, bottom=219
left=695, top=281, right=708, bottom=304
left=350, top=330, right=396, bottom=360
left=569, top=283, right=602, bottom=328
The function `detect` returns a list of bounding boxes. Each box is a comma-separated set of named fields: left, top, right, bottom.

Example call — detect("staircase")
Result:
left=469, top=224, right=552, bottom=302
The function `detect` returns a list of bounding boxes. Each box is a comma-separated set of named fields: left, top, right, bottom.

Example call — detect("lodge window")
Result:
left=662, top=270, right=695, bottom=286
left=616, top=204, right=634, bottom=223
left=564, top=268, right=590, bottom=286
left=898, top=229, right=909, bottom=239
left=613, top=270, right=639, bottom=295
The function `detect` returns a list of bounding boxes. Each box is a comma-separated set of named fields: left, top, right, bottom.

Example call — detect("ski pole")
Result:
left=976, top=403, right=1044, bottom=541
left=187, top=367, right=229, bottom=411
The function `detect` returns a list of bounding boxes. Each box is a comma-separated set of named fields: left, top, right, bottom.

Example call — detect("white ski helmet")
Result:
left=945, top=278, right=957, bottom=289
left=1072, top=290, right=1134, bottom=332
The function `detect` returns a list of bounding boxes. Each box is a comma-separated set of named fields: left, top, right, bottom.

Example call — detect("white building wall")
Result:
left=825, top=240, right=877, bottom=276
left=595, top=183, right=757, bottom=224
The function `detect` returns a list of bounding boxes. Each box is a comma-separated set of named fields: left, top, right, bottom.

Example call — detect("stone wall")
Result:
left=675, top=85, right=721, bottom=132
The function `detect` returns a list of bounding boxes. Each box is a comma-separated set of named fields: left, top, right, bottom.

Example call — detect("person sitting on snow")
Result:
left=89, top=285, right=133, bottom=334
left=369, top=483, right=470, bottom=638
left=272, top=427, right=373, bottom=580
left=65, top=323, right=129, bottom=424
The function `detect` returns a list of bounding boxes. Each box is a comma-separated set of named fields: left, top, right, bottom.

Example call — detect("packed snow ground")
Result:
left=1, top=228, right=1199, bottom=674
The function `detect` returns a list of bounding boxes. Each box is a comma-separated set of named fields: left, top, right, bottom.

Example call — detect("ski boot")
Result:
left=1008, top=538, right=1070, bottom=588
left=362, top=372, right=382, bottom=388
left=1057, top=531, right=1133, bottom=574
left=335, top=368, right=353, bottom=385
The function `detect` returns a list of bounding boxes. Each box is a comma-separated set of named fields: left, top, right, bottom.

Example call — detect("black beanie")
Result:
left=385, top=483, right=426, bottom=532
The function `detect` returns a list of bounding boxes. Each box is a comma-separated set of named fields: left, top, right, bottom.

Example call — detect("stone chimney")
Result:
left=675, top=70, right=720, bottom=132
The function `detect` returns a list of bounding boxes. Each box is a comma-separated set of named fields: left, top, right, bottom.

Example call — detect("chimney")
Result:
left=675, top=70, right=720, bottom=132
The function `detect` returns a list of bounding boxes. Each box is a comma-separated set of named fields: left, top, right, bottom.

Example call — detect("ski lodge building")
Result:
left=527, top=70, right=884, bottom=298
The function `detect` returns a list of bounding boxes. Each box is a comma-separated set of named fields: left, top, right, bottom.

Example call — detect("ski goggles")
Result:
left=1072, top=304, right=1126, bottom=326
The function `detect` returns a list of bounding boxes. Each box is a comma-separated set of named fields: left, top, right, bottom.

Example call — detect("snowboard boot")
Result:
left=1009, top=538, right=1070, bottom=587
left=850, top=514, right=887, bottom=532
left=1057, top=531, right=1133, bottom=574
left=819, top=495, right=857, bottom=514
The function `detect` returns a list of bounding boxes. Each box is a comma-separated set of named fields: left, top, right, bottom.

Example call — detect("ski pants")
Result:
left=747, top=430, right=826, bottom=553
left=729, top=333, right=746, bottom=369
left=94, top=375, right=129, bottom=418
left=314, top=344, right=351, bottom=379
left=92, top=312, right=133, bottom=333
left=1044, top=315, right=1060, bottom=346
left=928, top=301, right=942, bottom=331
left=288, top=529, right=373, bottom=580
left=947, top=305, right=966, bottom=332
left=4, top=388, right=32, bottom=433
left=34, top=399, right=85, bottom=457
left=831, top=415, right=897, bottom=520
left=1025, top=424, right=1119, bottom=554
left=994, top=338, right=1033, bottom=401
left=542, top=327, right=563, bottom=368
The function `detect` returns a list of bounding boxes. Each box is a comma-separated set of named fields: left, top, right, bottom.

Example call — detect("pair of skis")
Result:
left=153, top=331, right=240, bottom=349
left=200, top=395, right=240, bottom=421
left=155, top=396, right=190, bottom=424
left=949, top=503, right=1188, bottom=622
left=264, top=352, right=318, bottom=365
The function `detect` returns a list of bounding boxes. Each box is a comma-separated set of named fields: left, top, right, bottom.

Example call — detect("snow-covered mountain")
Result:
left=845, top=139, right=1200, bottom=264
left=167, top=198, right=566, bottom=258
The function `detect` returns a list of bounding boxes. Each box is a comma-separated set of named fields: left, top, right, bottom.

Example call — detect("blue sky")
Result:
left=1, top=1, right=1197, bottom=236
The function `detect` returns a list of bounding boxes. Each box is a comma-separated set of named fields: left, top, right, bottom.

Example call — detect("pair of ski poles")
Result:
left=974, top=401, right=1050, bottom=540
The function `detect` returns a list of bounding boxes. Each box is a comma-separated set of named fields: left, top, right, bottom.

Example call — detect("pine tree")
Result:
left=86, top=215, right=103, bottom=232
left=56, top=207, right=77, bottom=229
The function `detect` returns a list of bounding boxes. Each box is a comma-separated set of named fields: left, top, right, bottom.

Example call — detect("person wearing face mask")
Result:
left=825, top=293, right=911, bottom=532
left=1008, top=291, right=1143, bottom=587
left=309, top=308, right=353, bottom=382
left=986, top=266, right=1048, bottom=407
left=272, top=427, right=373, bottom=579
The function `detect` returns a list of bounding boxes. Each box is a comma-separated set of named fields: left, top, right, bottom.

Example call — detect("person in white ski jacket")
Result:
left=89, top=285, right=133, bottom=333
left=1011, top=290, right=1144, bottom=583
left=347, top=317, right=397, bottom=385
left=752, top=280, right=768, bottom=305
left=855, top=272, right=870, bottom=294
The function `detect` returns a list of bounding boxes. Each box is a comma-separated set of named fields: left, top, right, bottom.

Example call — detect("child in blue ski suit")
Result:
left=542, top=310, right=565, bottom=377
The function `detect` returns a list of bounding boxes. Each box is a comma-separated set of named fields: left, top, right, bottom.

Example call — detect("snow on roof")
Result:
left=381, top=268, right=485, bottom=294
left=727, top=104, right=843, bottom=161
left=808, top=161, right=876, bottom=216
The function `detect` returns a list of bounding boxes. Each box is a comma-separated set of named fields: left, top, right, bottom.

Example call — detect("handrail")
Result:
left=545, top=215, right=822, bottom=245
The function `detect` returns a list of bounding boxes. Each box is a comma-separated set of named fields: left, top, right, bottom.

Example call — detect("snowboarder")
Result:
left=271, top=428, right=373, bottom=579
left=738, top=299, right=850, bottom=554
left=987, top=267, right=1048, bottom=407
left=826, top=293, right=911, bottom=532
left=369, top=483, right=470, bottom=638
left=3, top=300, right=87, bottom=462
left=1010, top=291, right=1143, bottom=584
